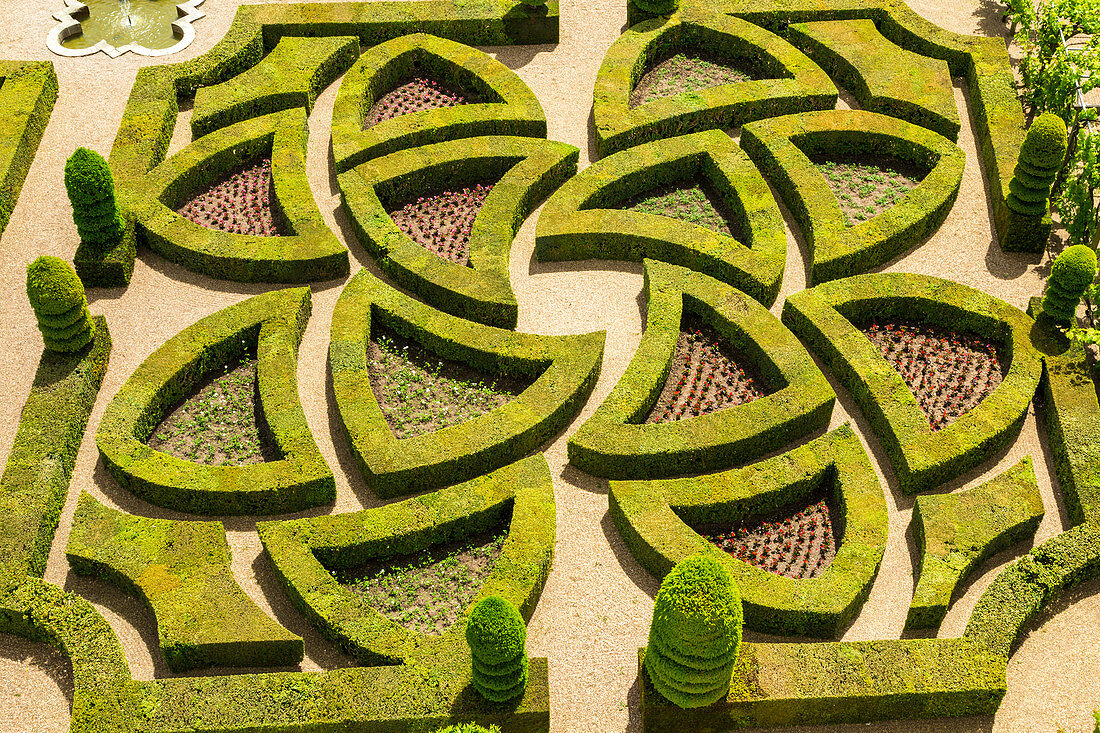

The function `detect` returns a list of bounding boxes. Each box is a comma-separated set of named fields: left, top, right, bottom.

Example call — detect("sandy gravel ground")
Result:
left=1, top=0, right=1097, bottom=732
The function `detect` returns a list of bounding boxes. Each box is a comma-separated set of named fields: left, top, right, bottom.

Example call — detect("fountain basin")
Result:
left=47, top=0, right=205, bottom=58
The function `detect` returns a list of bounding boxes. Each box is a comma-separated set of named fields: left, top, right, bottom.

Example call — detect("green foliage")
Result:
left=632, top=0, right=679, bottom=15
left=25, top=255, right=95, bottom=352
left=1042, top=244, right=1097, bottom=322
left=467, top=595, right=529, bottom=702
left=64, top=147, right=124, bottom=252
left=1020, top=112, right=1069, bottom=169
left=645, top=554, right=742, bottom=708
left=433, top=725, right=500, bottom=733
left=1059, top=130, right=1100, bottom=249
left=1007, top=114, right=1067, bottom=220
left=0, top=62, right=57, bottom=240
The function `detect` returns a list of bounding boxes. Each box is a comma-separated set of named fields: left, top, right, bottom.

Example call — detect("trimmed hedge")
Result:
left=66, top=492, right=302, bottom=672
left=906, top=457, right=1043, bottom=631
left=0, top=61, right=57, bottom=239
left=1041, top=244, right=1096, bottom=324
left=96, top=287, right=335, bottom=516
left=782, top=273, right=1042, bottom=494
left=329, top=268, right=604, bottom=498
left=786, top=19, right=960, bottom=140
left=74, top=217, right=136, bottom=288
left=332, top=33, right=547, bottom=173
left=610, top=425, right=888, bottom=638
left=339, top=136, right=578, bottom=328
left=467, top=596, right=529, bottom=702
left=0, top=316, right=110, bottom=580
left=592, top=7, right=837, bottom=157
left=741, top=109, right=964, bottom=285
left=569, top=259, right=834, bottom=479
left=191, top=35, right=359, bottom=138
left=26, top=255, right=96, bottom=352
left=133, top=108, right=348, bottom=283
left=64, top=147, right=125, bottom=252
left=535, top=129, right=787, bottom=306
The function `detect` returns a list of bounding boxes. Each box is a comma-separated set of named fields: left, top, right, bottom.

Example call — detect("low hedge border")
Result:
left=782, top=273, right=1041, bottom=494
left=610, top=425, right=888, bottom=638
left=592, top=6, right=836, bottom=157
left=569, top=259, right=834, bottom=479
left=0, top=316, right=110, bottom=580
left=133, top=108, right=348, bottom=283
left=332, top=33, right=547, bottom=174
left=74, top=217, right=137, bottom=288
left=740, top=109, right=964, bottom=285
left=191, top=35, right=359, bottom=139
left=66, top=492, right=302, bottom=673
left=786, top=19, right=960, bottom=140
left=906, top=456, right=1043, bottom=631
left=258, top=454, right=553, bottom=666
left=0, top=61, right=57, bottom=239
left=96, top=287, right=335, bottom=516
left=708, top=0, right=1026, bottom=252
left=535, top=129, right=787, bottom=306
left=338, top=136, right=578, bottom=328
left=330, top=268, right=604, bottom=498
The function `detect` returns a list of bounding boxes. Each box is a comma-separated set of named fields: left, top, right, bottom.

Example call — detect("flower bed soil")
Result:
left=149, top=352, right=280, bottom=465
left=861, top=319, right=1005, bottom=431
left=177, top=156, right=290, bottom=237
left=365, top=76, right=472, bottom=128
left=696, top=496, right=837, bottom=579
left=367, top=327, right=531, bottom=439
left=336, top=526, right=508, bottom=634
left=645, top=315, right=767, bottom=423
left=386, top=183, right=494, bottom=266
left=623, top=179, right=742, bottom=240
left=811, top=154, right=925, bottom=226
left=629, top=51, right=754, bottom=109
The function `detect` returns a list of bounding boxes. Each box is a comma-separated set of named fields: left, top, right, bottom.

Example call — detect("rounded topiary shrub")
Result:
left=466, top=595, right=528, bottom=702
left=1041, top=244, right=1097, bottom=324
left=632, top=0, right=679, bottom=16
left=645, top=553, right=742, bottom=708
left=64, top=147, right=125, bottom=252
left=26, top=256, right=96, bottom=352
left=1006, top=113, right=1067, bottom=218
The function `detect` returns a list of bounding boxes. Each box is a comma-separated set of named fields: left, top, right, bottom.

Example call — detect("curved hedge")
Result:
left=592, top=7, right=836, bottom=157
left=782, top=273, right=1041, bottom=494
left=741, top=109, right=965, bottom=285
left=330, top=268, right=604, bottom=498
left=133, top=108, right=348, bottom=283
left=66, top=493, right=302, bottom=672
left=535, top=129, right=787, bottom=306
left=611, top=425, right=888, bottom=638
left=96, top=287, right=335, bottom=516
left=569, top=259, right=834, bottom=479
left=338, top=136, right=578, bottom=328
left=332, top=33, right=546, bottom=173
left=0, top=61, right=57, bottom=240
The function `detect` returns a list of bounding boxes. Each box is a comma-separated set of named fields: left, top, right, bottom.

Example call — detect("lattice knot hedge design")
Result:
left=2, top=0, right=1097, bottom=731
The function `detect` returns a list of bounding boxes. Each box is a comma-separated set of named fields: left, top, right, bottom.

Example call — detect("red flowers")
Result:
left=701, top=499, right=835, bottom=580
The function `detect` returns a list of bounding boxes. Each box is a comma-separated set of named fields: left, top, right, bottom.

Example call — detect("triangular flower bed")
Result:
left=365, top=75, right=478, bottom=128
left=385, top=181, right=494, bottom=267
left=177, top=156, right=290, bottom=237
left=629, top=50, right=758, bottom=109
left=623, top=179, right=743, bottom=240
left=569, top=260, right=833, bottom=480
left=782, top=273, right=1042, bottom=494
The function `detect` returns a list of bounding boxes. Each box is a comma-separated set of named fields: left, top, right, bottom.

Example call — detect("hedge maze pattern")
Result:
left=3, top=0, right=1097, bottom=731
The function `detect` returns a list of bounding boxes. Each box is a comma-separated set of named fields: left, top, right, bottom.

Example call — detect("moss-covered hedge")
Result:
left=786, top=19, right=960, bottom=140
left=907, top=457, right=1043, bottom=631
left=339, top=136, right=578, bottom=328
left=610, top=426, right=888, bottom=638
left=0, top=61, right=57, bottom=239
left=133, top=108, right=348, bottom=283
left=782, top=273, right=1041, bottom=494
left=191, top=35, right=359, bottom=138
left=0, top=316, right=110, bottom=580
left=96, top=287, right=335, bottom=516
left=535, top=129, right=787, bottom=306
left=332, top=33, right=547, bottom=173
left=570, top=260, right=834, bottom=479
left=592, top=7, right=837, bottom=157
left=67, top=493, right=302, bottom=672
left=330, top=269, right=603, bottom=498
left=741, top=110, right=964, bottom=285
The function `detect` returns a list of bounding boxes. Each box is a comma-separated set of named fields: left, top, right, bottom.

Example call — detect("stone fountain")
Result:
left=47, top=0, right=205, bottom=58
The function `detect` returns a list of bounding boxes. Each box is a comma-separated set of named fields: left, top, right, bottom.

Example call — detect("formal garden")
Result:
left=0, top=0, right=1099, bottom=730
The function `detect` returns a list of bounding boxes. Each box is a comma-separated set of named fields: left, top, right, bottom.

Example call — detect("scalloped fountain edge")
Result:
left=46, top=0, right=205, bottom=58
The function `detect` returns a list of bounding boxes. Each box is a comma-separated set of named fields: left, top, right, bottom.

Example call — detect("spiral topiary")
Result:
left=64, top=147, right=125, bottom=252
left=26, top=255, right=96, bottom=352
left=1041, top=244, right=1097, bottom=324
left=631, top=0, right=679, bottom=16
left=644, top=553, right=742, bottom=708
left=466, top=595, right=528, bottom=702
left=1006, top=113, right=1067, bottom=218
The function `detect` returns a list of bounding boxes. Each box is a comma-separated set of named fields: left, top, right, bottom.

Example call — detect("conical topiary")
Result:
left=64, top=147, right=125, bottom=252
left=27, top=255, right=96, bottom=352
left=1041, top=244, right=1097, bottom=324
left=1006, top=113, right=1067, bottom=218
left=466, top=595, right=528, bottom=702
left=644, top=553, right=742, bottom=708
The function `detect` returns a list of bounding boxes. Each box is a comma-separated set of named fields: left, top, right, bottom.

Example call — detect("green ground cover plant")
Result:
left=813, top=156, right=923, bottom=226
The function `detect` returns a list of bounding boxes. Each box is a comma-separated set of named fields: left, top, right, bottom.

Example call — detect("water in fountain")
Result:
left=61, top=0, right=184, bottom=50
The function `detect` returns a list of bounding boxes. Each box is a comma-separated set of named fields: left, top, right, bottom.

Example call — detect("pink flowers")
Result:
left=365, top=76, right=470, bottom=127
left=177, top=158, right=283, bottom=237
